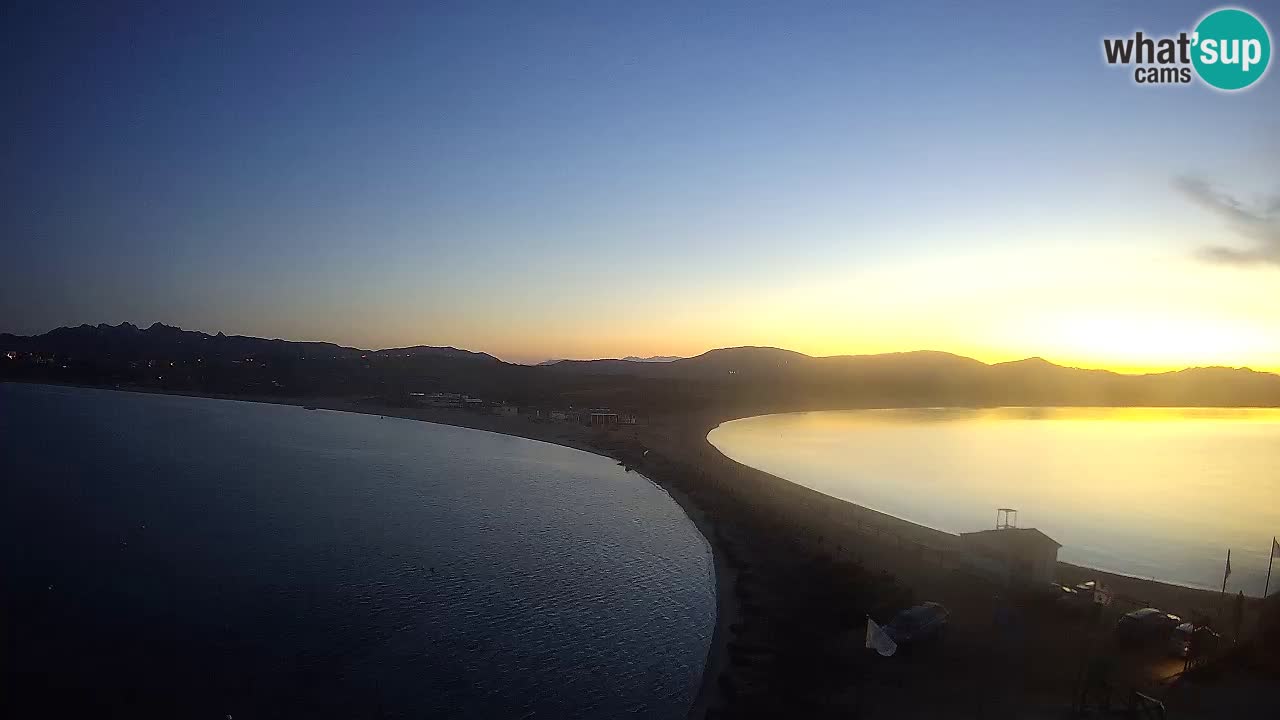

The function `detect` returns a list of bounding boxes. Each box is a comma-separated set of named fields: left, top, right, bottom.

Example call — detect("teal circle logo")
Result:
left=1192, top=8, right=1271, bottom=90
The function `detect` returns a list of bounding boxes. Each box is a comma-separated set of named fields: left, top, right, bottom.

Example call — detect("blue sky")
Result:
left=3, top=1, right=1277, bottom=367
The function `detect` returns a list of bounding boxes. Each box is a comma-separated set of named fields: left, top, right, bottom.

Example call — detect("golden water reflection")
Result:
left=708, top=408, right=1280, bottom=594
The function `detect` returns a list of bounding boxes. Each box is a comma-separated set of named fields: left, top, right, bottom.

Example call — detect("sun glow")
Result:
left=1023, top=310, right=1276, bottom=373
left=729, top=246, right=1280, bottom=374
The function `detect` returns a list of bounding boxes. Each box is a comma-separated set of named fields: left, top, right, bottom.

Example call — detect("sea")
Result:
left=1, top=383, right=714, bottom=718
left=710, top=407, right=1280, bottom=595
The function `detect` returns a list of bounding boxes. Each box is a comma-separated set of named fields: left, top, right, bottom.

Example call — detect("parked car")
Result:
left=884, top=602, right=950, bottom=645
left=1043, top=583, right=1094, bottom=615
left=1041, top=582, right=1074, bottom=599
left=1116, top=608, right=1182, bottom=644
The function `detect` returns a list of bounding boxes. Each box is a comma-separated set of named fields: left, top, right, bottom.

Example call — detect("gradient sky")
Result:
left=3, top=1, right=1278, bottom=368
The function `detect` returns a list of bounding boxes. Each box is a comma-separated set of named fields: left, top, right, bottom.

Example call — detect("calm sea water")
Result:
left=709, top=408, right=1280, bottom=594
left=1, top=383, right=714, bottom=718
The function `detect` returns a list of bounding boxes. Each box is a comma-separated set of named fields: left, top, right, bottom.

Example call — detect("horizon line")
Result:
left=6, top=320, right=1279, bottom=379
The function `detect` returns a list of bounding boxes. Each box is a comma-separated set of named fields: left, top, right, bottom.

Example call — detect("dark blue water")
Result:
left=1, top=384, right=714, bottom=718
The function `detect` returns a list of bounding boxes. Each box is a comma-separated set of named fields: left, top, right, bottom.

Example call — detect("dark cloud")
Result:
left=1175, top=176, right=1280, bottom=266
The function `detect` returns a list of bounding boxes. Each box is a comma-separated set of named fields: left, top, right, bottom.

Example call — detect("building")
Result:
left=492, top=404, right=518, bottom=417
left=958, top=527, right=1061, bottom=587
left=417, top=392, right=465, bottom=407
left=585, top=409, right=619, bottom=426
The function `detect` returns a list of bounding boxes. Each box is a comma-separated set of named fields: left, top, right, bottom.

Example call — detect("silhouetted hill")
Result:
left=4, top=323, right=1279, bottom=412
left=544, top=347, right=811, bottom=379
left=374, top=346, right=500, bottom=362
left=0, top=323, right=498, bottom=364
left=539, top=358, right=657, bottom=374
left=0, top=322, right=518, bottom=400
left=1, top=322, right=364, bottom=360
left=620, top=355, right=682, bottom=363
left=538, top=355, right=682, bottom=367
left=540, top=345, right=1280, bottom=409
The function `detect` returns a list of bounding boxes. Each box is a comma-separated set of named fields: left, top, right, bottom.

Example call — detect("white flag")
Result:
left=865, top=617, right=897, bottom=657
left=1272, top=537, right=1279, bottom=559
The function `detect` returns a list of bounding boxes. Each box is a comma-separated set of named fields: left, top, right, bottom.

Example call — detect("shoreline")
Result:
left=4, top=382, right=739, bottom=719
left=662, top=484, right=738, bottom=720
left=702, top=416, right=1261, bottom=606
left=8, top=381, right=1268, bottom=715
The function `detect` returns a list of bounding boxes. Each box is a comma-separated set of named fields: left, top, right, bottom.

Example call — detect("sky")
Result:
left=3, top=1, right=1278, bottom=369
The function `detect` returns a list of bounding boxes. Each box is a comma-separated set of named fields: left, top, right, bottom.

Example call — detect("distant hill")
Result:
left=620, top=355, right=682, bottom=363
left=373, top=345, right=500, bottom=363
left=546, top=347, right=983, bottom=380
left=0, top=322, right=498, bottom=363
left=0, top=322, right=362, bottom=359
left=540, top=346, right=1280, bottom=409
left=538, top=355, right=682, bottom=366
left=0, top=322, right=513, bottom=399
left=4, top=323, right=1279, bottom=411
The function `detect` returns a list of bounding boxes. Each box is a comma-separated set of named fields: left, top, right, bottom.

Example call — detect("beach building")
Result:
left=418, top=392, right=465, bottom=407
left=586, top=409, right=620, bottom=426
left=958, top=527, right=1061, bottom=587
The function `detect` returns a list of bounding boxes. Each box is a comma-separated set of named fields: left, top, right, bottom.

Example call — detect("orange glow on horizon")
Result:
left=260, top=245, right=1280, bottom=375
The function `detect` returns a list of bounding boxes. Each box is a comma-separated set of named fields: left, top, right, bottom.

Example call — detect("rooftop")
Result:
left=959, top=527, right=1062, bottom=549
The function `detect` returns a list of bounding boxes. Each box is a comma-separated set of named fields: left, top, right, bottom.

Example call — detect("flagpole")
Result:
left=1221, top=549, right=1231, bottom=597
left=1266, top=538, right=1275, bottom=598
left=1218, top=548, right=1231, bottom=629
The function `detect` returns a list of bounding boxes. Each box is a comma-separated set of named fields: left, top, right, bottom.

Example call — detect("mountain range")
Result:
left=4, top=323, right=1279, bottom=411
left=0, top=322, right=499, bottom=363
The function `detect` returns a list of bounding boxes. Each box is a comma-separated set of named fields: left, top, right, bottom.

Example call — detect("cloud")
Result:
left=1175, top=176, right=1280, bottom=266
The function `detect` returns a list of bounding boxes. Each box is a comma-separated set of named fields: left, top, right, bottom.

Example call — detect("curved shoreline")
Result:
left=707, top=409, right=1277, bottom=598
left=13, top=382, right=1267, bottom=716
left=661, top=484, right=737, bottom=720
left=5, top=383, right=736, bottom=719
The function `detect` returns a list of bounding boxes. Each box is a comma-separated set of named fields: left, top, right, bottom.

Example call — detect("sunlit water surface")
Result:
left=2, top=383, right=714, bottom=718
left=709, top=407, right=1280, bottom=593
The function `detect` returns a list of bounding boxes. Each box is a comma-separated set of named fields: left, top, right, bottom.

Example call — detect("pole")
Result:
left=1221, top=549, right=1231, bottom=599
left=1219, top=548, right=1230, bottom=629
left=1266, top=538, right=1275, bottom=598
